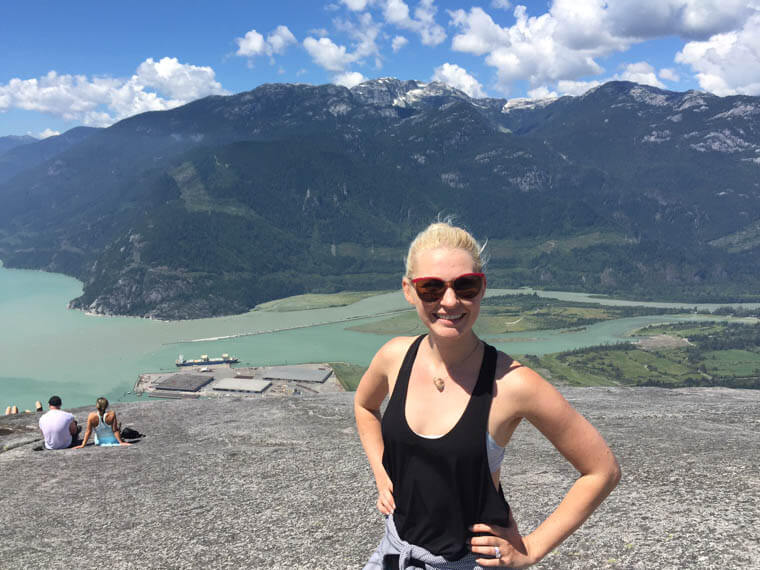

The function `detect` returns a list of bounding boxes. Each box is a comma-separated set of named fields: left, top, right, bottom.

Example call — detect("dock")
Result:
left=134, top=362, right=344, bottom=400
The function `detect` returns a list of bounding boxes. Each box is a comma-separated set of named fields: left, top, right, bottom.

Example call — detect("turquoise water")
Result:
left=1, top=264, right=753, bottom=410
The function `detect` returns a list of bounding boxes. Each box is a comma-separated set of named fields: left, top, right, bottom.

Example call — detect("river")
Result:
left=2, top=264, right=757, bottom=410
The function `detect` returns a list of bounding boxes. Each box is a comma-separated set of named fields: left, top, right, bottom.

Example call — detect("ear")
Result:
left=402, top=277, right=416, bottom=306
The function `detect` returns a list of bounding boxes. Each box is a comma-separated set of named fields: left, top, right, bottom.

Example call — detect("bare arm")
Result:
left=75, top=413, right=97, bottom=449
left=471, top=367, right=621, bottom=567
left=354, top=338, right=410, bottom=514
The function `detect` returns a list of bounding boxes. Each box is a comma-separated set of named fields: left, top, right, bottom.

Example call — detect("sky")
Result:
left=2, top=0, right=759, bottom=138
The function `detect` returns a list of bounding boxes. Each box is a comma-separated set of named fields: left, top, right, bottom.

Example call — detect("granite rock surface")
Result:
left=1, top=387, right=758, bottom=569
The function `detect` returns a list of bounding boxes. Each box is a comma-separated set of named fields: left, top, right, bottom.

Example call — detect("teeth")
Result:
left=435, top=313, right=463, bottom=321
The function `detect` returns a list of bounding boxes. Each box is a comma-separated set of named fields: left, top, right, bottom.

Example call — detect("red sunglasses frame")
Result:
left=410, top=272, right=486, bottom=302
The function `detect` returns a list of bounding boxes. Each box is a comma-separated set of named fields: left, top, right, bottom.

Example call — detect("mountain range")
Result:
left=1, top=79, right=759, bottom=319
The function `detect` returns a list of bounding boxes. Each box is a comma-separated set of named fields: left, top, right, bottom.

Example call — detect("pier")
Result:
left=134, top=362, right=345, bottom=400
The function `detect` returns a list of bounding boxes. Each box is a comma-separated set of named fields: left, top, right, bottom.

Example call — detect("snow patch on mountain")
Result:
left=711, top=104, right=760, bottom=121
left=629, top=86, right=669, bottom=107
left=328, top=102, right=351, bottom=116
left=690, top=130, right=753, bottom=153
left=643, top=130, right=671, bottom=143
left=501, top=97, right=556, bottom=113
left=677, top=92, right=710, bottom=112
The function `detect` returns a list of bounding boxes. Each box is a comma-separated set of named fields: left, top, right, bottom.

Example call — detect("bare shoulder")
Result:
left=373, top=336, right=418, bottom=386
left=375, top=335, right=417, bottom=365
left=105, top=410, right=116, bottom=424
left=356, top=336, right=418, bottom=408
left=87, top=411, right=99, bottom=425
left=492, top=351, right=565, bottom=417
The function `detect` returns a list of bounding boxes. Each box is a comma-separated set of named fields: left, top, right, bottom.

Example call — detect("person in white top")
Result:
left=38, top=396, right=79, bottom=450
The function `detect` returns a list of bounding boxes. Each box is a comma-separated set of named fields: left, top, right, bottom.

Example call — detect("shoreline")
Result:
left=4, top=261, right=760, bottom=322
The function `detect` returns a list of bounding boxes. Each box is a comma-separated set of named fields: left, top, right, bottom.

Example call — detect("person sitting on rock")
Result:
left=75, top=397, right=131, bottom=448
left=38, top=396, right=79, bottom=449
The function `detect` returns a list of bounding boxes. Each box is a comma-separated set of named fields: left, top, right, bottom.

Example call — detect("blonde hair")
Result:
left=405, top=220, right=486, bottom=278
left=96, top=397, right=109, bottom=414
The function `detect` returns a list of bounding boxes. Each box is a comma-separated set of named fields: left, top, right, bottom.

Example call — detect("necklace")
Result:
left=432, top=340, right=481, bottom=393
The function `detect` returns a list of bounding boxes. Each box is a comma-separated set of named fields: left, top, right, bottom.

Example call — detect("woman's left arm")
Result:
left=471, top=366, right=621, bottom=567
left=75, top=413, right=96, bottom=449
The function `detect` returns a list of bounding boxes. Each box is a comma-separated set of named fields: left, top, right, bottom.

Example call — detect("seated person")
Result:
left=38, top=396, right=78, bottom=449
left=76, top=397, right=131, bottom=448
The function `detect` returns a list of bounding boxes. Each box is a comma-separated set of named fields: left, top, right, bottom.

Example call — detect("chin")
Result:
left=427, top=317, right=473, bottom=337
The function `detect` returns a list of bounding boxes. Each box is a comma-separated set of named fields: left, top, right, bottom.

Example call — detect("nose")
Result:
left=439, top=284, right=459, bottom=306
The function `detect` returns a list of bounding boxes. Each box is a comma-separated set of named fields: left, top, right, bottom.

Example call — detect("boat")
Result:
left=175, top=353, right=239, bottom=367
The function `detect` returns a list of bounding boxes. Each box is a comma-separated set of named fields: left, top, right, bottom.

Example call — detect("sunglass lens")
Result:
left=415, top=279, right=445, bottom=302
left=453, top=275, right=483, bottom=298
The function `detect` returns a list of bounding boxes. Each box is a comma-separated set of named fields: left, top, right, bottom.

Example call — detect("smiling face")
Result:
left=403, top=247, right=484, bottom=340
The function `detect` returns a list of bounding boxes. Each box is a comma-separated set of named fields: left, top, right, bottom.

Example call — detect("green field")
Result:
left=327, top=295, right=760, bottom=391
left=329, top=362, right=368, bottom=391
left=349, top=293, right=685, bottom=336
left=522, top=321, right=760, bottom=389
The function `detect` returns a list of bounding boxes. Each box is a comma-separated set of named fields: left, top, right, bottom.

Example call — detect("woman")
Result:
left=355, top=221, right=620, bottom=569
left=75, top=397, right=131, bottom=448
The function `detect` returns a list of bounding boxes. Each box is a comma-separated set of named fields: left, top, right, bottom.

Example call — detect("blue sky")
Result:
left=2, top=0, right=759, bottom=138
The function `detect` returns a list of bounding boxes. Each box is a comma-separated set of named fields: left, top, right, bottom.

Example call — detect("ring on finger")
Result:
left=494, top=546, right=500, bottom=559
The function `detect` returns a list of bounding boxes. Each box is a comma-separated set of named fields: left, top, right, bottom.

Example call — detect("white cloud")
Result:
left=557, top=79, right=602, bottom=95
left=383, top=0, right=446, bottom=46
left=341, top=0, right=374, bottom=10
left=236, top=29, right=267, bottom=57
left=431, top=63, right=486, bottom=98
left=303, top=36, right=357, bottom=72
left=0, top=58, right=227, bottom=127
left=659, top=68, right=680, bottom=82
left=334, top=71, right=367, bottom=87
left=391, top=35, right=408, bottom=52
left=38, top=128, right=60, bottom=139
left=448, top=1, right=759, bottom=96
left=526, top=85, right=557, bottom=99
left=306, top=13, right=382, bottom=73
left=491, top=0, right=511, bottom=10
left=235, top=26, right=296, bottom=58
left=450, top=5, right=608, bottom=92
left=336, top=12, right=382, bottom=60
left=615, top=61, right=665, bottom=89
left=267, top=25, right=298, bottom=54
left=135, top=57, right=224, bottom=100
left=676, top=12, right=760, bottom=95
left=606, top=0, right=755, bottom=41
left=450, top=7, right=510, bottom=56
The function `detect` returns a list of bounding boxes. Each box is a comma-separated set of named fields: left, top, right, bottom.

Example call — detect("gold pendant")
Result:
left=433, top=377, right=445, bottom=392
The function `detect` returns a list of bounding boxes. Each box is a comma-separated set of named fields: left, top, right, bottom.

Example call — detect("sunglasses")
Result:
left=410, top=272, right=486, bottom=302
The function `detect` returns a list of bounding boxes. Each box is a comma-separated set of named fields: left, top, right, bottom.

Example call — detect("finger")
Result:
left=377, top=497, right=393, bottom=515
left=470, top=523, right=509, bottom=536
left=381, top=490, right=396, bottom=511
left=474, top=557, right=502, bottom=567
left=469, top=535, right=498, bottom=547
left=470, top=545, right=501, bottom=557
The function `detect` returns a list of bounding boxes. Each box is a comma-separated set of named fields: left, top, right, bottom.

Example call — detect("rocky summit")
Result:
left=1, top=387, right=758, bottom=569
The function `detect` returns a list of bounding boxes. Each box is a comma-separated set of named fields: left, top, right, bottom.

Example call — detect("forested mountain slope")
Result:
left=1, top=79, right=759, bottom=318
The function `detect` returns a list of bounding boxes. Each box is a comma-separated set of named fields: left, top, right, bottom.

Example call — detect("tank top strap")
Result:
left=474, top=342, right=498, bottom=396
left=387, top=334, right=426, bottom=412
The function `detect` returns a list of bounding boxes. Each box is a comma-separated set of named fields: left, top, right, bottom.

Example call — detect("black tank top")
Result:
left=381, top=335, right=512, bottom=560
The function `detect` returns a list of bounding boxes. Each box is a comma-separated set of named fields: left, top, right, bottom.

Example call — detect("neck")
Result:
left=426, top=333, right=481, bottom=370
